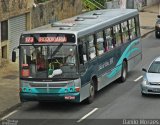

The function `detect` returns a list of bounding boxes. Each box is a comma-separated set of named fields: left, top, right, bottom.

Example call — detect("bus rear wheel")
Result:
left=86, top=81, right=95, bottom=104
left=119, top=61, right=127, bottom=83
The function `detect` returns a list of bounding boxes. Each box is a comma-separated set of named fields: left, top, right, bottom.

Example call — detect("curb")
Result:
left=141, top=30, right=155, bottom=38
left=0, top=103, right=22, bottom=120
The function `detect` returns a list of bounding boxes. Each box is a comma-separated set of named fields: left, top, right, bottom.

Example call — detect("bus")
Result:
left=12, top=9, right=141, bottom=104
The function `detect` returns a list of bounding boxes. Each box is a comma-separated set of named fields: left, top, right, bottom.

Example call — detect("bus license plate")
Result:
left=65, top=96, right=75, bottom=100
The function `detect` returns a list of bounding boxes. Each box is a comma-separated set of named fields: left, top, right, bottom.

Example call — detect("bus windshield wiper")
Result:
left=51, top=43, right=63, bottom=59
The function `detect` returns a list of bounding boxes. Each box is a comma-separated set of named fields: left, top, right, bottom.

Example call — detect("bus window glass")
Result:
left=88, top=35, right=96, bottom=59
left=96, top=31, right=104, bottom=55
left=135, top=16, right=140, bottom=37
left=20, top=45, right=78, bottom=79
left=113, top=24, right=122, bottom=46
left=129, top=18, right=136, bottom=40
left=83, top=42, right=88, bottom=62
left=121, top=21, right=129, bottom=43
left=104, top=28, right=114, bottom=51
left=79, top=38, right=88, bottom=62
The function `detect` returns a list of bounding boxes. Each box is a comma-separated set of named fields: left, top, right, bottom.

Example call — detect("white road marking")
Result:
left=77, top=108, right=98, bottom=123
left=134, top=76, right=143, bottom=82
left=1, top=110, right=18, bottom=120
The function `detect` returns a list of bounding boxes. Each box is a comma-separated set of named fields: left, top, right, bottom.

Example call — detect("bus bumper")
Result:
left=20, top=92, right=80, bottom=103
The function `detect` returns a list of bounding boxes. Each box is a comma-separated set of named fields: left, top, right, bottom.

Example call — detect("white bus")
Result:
left=12, top=9, right=141, bottom=103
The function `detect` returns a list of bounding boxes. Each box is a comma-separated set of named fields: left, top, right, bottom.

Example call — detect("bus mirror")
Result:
left=142, top=68, right=147, bottom=72
left=12, top=51, right=16, bottom=62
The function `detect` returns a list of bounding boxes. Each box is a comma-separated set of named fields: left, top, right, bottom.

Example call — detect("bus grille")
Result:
left=29, top=83, right=67, bottom=88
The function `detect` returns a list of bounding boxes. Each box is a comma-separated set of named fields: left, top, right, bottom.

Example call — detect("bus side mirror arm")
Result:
left=12, top=46, right=19, bottom=62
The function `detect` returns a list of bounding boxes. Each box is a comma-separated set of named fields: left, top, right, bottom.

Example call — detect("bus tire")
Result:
left=86, top=80, right=95, bottom=104
left=119, top=61, right=127, bottom=83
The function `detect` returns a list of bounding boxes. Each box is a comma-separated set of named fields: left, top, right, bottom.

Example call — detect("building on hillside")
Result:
left=0, top=0, right=33, bottom=65
left=0, top=0, right=82, bottom=66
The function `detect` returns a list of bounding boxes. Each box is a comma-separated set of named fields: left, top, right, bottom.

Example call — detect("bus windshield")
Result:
left=20, top=45, right=78, bottom=79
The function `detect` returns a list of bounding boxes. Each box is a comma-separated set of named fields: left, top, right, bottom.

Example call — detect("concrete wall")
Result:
left=147, top=0, right=159, bottom=6
left=0, top=0, right=31, bottom=21
left=0, top=23, right=1, bottom=66
left=0, top=0, right=32, bottom=66
left=31, top=0, right=82, bottom=28
left=0, top=0, right=82, bottom=65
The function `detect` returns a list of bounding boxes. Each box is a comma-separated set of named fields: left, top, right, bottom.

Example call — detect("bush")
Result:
left=95, top=0, right=106, bottom=5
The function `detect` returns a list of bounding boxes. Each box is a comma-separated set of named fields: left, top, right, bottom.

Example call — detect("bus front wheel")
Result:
left=119, top=61, right=127, bottom=83
left=86, top=81, right=95, bottom=104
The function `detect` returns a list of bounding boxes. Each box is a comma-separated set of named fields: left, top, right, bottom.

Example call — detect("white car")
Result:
left=141, top=56, right=160, bottom=95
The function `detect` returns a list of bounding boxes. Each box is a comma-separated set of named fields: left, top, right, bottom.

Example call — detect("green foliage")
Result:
left=36, top=0, right=49, bottom=3
left=93, top=0, right=106, bottom=6
left=82, top=0, right=107, bottom=11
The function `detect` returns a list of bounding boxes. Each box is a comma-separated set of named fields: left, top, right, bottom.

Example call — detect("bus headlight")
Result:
left=67, top=81, right=74, bottom=87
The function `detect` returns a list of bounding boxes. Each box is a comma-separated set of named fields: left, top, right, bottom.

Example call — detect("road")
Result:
left=1, top=32, right=160, bottom=125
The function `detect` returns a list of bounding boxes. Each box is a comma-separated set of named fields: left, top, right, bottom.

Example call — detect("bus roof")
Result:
left=23, top=9, right=138, bottom=37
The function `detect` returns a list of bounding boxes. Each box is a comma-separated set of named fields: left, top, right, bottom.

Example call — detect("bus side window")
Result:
left=113, top=24, right=122, bottom=47
left=82, top=42, right=87, bottom=62
left=104, top=28, right=114, bottom=51
left=78, top=42, right=84, bottom=64
left=88, top=35, right=96, bottom=59
left=129, top=18, right=136, bottom=40
left=96, top=31, right=104, bottom=55
left=135, top=16, right=140, bottom=37
left=79, top=38, right=88, bottom=63
left=121, top=21, right=129, bottom=43
left=110, top=27, right=116, bottom=47
left=108, top=38, right=114, bottom=50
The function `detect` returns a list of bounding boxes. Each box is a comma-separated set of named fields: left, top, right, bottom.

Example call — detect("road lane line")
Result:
left=1, top=110, right=18, bottom=120
left=77, top=108, right=98, bottom=123
left=134, top=76, right=143, bottom=82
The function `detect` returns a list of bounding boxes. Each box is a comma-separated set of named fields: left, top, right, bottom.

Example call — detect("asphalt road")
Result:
left=1, top=32, right=160, bottom=125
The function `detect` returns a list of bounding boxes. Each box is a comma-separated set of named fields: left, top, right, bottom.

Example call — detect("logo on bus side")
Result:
left=99, top=57, right=114, bottom=70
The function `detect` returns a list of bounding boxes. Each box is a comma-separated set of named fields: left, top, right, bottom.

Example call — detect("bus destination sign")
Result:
left=21, top=33, right=75, bottom=44
left=25, top=36, right=67, bottom=43
left=38, top=37, right=67, bottom=43
left=25, top=37, right=34, bottom=43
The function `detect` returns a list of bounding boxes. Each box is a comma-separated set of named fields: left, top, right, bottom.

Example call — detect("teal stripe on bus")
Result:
left=107, top=39, right=141, bottom=78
